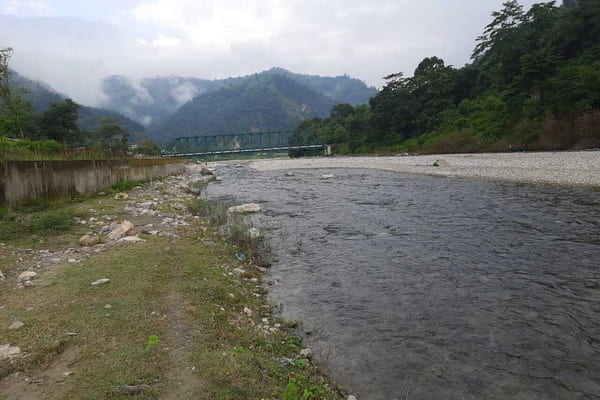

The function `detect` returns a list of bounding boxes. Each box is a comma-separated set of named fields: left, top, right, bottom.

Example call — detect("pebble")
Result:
left=91, top=278, right=110, bottom=286
left=17, top=271, right=38, bottom=282
left=8, top=321, right=24, bottom=330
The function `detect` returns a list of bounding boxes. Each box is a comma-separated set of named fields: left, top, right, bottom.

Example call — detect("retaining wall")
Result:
left=0, top=159, right=185, bottom=206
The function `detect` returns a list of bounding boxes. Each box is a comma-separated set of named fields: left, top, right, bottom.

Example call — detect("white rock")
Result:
left=0, top=270, right=5, bottom=281
left=248, top=227, right=261, bottom=238
left=118, top=236, right=145, bottom=243
left=243, top=307, right=253, bottom=316
left=347, top=396, right=358, bottom=400
left=227, top=203, right=261, bottom=214
left=433, top=159, right=449, bottom=167
left=8, top=321, right=24, bottom=330
left=108, top=220, right=135, bottom=240
left=300, top=348, right=313, bottom=359
left=114, top=193, right=129, bottom=200
left=91, top=278, right=110, bottom=286
left=67, top=259, right=79, bottom=264
left=320, top=174, right=335, bottom=179
left=17, top=271, right=38, bottom=282
left=0, top=344, right=21, bottom=360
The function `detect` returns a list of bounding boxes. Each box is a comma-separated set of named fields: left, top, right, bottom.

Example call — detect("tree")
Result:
left=38, top=99, right=81, bottom=144
left=95, top=117, right=129, bottom=153
left=0, top=47, right=35, bottom=138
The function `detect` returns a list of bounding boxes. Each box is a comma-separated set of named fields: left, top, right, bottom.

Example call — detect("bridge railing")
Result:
left=164, top=130, right=325, bottom=156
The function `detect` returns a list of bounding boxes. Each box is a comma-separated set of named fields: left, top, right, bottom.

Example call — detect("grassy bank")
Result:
left=0, top=185, right=344, bottom=399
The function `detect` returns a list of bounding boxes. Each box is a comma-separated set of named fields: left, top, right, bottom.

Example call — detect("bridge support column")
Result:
left=324, top=145, right=332, bottom=156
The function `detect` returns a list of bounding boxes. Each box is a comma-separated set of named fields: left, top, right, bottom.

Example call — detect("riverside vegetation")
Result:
left=290, top=0, right=600, bottom=155
left=0, top=164, right=345, bottom=400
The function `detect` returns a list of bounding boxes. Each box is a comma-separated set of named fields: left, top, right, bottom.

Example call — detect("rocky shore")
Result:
left=249, top=151, right=600, bottom=187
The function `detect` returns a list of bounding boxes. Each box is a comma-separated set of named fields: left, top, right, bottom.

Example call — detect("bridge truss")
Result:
left=164, top=130, right=326, bottom=157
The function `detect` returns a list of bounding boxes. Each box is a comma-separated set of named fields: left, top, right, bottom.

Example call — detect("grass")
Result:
left=0, top=186, right=343, bottom=400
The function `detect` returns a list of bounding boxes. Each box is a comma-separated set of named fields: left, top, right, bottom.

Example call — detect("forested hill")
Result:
left=100, top=68, right=377, bottom=129
left=149, top=74, right=336, bottom=143
left=291, top=0, right=600, bottom=155
left=8, top=70, right=146, bottom=141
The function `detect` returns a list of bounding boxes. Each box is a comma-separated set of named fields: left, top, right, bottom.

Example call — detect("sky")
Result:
left=0, top=0, right=540, bottom=106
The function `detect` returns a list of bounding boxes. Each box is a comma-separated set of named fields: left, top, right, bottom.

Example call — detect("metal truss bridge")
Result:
left=164, top=130, right=328, bottom=157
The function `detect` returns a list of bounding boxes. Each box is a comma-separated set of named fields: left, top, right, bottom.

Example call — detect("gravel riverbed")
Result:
left=249, top=150, right=600, bottom=187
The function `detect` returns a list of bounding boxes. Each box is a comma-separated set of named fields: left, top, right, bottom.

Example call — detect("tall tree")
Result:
left=0, top=47, right=34, bottom=138
left=39, top=99, right=81, bottom=144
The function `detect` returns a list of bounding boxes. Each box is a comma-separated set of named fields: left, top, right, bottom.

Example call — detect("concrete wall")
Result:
left=0, top=159, right=185, bottom=206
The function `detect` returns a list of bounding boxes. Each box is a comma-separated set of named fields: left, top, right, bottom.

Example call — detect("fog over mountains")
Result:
left=10, top=67, right=376, bottom=144
left=100, top=67, right=377, bottom=143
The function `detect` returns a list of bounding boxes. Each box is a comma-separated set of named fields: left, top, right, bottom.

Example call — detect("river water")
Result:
left=206, top=162, right=600, bottom=400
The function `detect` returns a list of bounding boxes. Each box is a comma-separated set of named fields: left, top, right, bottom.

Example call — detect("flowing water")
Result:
left=206, top=163, right=600, bottom=400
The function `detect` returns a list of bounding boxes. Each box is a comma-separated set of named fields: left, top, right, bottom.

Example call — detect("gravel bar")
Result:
left=249, top=151, right=600, bottom=187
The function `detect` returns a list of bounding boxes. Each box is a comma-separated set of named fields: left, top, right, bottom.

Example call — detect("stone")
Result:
left=433, top=159, right=449, bottom=167
left=300, top=348, right=312, bottom=359
left=79, top=234, right=101, bottom=247
left=91, top=278, right=110, bottom=286
left=284, top=172, right=296, bottom=177
left=248, top=227, right=261, bottom=238
left=108, top=220, right=135, bottom=240
left=227, top=203, right=261, bottom=214
left=17, top=271, right=38, bottom=282
left=0, top=270, right=5, bottom=281
left=0, top=344, right=21, bottom=360
left=118, top=236, right=145, bottom=243
left=114, top=193, right=129, bottom=200
left=320, top=174, right=335, bottom=179
left=243, top=307, right=253, bottom=316
left=8, top=321, right=24, bottom=330
left=347, top=396, right=358, bottom=400
left=200, top=167, right=214, bottom=176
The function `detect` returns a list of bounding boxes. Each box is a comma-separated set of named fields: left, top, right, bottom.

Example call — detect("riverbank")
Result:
left=249, top=150, right=600, bottom=187
left=0, top=165, right=345, bottom=400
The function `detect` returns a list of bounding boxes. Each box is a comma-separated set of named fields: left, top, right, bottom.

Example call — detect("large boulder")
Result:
left=433, top=159, right=449, bottom=167
left=227, top=203, right=261, bottom=214
left=79, top=235, right=101, bottom=247
left=200, top=167, right=214, bottom=176
left=108, top=220, right=135, bottom=240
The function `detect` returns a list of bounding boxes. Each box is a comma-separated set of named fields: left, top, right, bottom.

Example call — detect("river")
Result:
left=206, top=162, right=600, bottom=400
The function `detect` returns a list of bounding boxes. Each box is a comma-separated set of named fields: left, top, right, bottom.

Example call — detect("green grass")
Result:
left=0, top=189, right=343, bottom=400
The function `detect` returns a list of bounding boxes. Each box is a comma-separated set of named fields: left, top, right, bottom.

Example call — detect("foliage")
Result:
left=293, top=0, right=600, bottom=154
left=0, top=201, right=80, bottom=241
left=135, top=140, right=163, bottom=155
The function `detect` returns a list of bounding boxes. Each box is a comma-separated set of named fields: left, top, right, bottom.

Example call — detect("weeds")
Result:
left=0, top=202, right=84, bottom=241
left=188, top=198, right=272, bottom=268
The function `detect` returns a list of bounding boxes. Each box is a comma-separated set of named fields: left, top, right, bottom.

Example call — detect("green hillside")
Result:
left=150, top=74, right=336, bottom=143
left=291, top=0, right=600, bottom=154
left=100, top=68, right=376, bottom=134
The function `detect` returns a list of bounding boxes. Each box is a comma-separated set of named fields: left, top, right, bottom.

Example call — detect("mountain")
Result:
left=8, top=70, right=146, bottom=141
left=100, top=68, right=377, bottom=129
left=149, top=73, right=336, bottom=143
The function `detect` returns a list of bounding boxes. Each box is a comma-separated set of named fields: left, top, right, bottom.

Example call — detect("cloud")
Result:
left=136, top=33, right=182, bottom=48
left=2, top=0, right=50, bottom=16
left=1, top=0, right=542, bottom=106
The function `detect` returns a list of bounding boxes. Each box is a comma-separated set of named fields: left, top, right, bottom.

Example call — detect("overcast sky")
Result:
left=0, top=0, right=539, bottom=106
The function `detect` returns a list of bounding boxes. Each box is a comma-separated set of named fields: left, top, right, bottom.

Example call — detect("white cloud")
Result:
left=1, top=0, right=543, bottom=105
left=2, top=0, right=50, bottom=16
left=137, top=33, right=182, bottom=48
